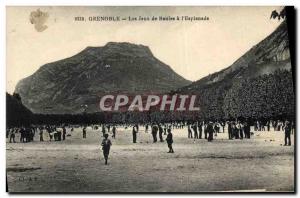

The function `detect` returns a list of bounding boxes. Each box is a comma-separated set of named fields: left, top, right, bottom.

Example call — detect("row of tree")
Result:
left=223, top=69, right=295, bottom=119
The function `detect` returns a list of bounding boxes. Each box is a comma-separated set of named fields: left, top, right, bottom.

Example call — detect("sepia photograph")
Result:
left=5, top=6, right=296, bottom=193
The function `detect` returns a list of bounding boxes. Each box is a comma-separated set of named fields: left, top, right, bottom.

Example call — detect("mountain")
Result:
left=15, top=42, right=191, bottom=114
left=182, top=21, right=290, bottom=91
left=178, top=21, right=294, bottom=120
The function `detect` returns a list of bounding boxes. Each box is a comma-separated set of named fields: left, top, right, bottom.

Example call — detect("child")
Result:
left=166, top=128, right=174, bottom=153
left=101, top=133, right=112, bottom=165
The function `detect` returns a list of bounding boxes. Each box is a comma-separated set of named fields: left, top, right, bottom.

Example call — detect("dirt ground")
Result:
left=6, top=126, right=294, bottom=192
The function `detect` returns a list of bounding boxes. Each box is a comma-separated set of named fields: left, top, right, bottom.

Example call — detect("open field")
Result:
left=6, top=126, right=294, bottom=192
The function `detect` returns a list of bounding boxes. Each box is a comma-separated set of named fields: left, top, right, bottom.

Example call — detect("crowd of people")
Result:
left=98, top=119, right=294, bottom=164
left=7, top=119, right=294, bottom=165
left=6, top=125, right=68, bottom=143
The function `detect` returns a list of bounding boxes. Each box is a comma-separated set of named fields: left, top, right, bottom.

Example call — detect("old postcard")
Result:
left=6, top=6, right=295, bottom=193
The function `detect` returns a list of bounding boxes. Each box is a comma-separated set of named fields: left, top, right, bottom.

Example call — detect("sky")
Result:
left=6, top=6, right=283, bottom=93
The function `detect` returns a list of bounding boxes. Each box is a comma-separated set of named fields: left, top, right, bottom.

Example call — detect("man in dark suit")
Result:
left=166, top=127, right=174, bottom=153
left=158, top=124, right=164, bottom=142
left=112, top=126, right=116, bottom=139
left=228, top=121, right=232, bottom=139
left=101, top=133, right=112, bottom=165
left=198, top=121, right=203, bottom=139
left=192, top=123, right=198, bottom=139
left=82, top=127, right=87, bottom=139
left=132, top=125, right=138, bottom=143
left=207, top=122, right=214, bottom=142
left=284, top=121, right=292, bottom=146
left=151, top=124, right=158, bottom=143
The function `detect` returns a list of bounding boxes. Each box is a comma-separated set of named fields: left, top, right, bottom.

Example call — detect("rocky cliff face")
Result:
left=15, top=42, right=191, bottom=114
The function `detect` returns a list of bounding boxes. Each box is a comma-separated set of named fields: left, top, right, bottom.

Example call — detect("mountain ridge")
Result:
left=15, top=42, right=191, bottom=114
left=179, top=21, right=290, bottom=93
left=176, top=21, right=292, bottom=120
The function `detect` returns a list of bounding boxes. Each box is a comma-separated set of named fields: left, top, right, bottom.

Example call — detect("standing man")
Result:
left=163, top=125, right=167, bottom=135
left=9, top=128, right=16, bottom=143
left=198, top=121, right=203, bottom=139
left=101, top=133, right=112, bottom=165
left=228, top=121, right=232, bottom=140
left=237, top=121, right=244, bottom=139
left=62, top=126, right=66, bottom=140
left=102, top=124, right=106, bottom=137
left=20, top=127, right=25, bottom=142
left=188, top=124, right=193, bottom=139
left=207, top=122, right=214, bottom=142
left=204, top=123, right=208, bottom=139
left=214, top=122, right=220, bottom=133
left=192, top=122, right=198, bottom=139
left=48, top=126, right=53, bottom=141
left=132, top=125, right=138, bottom=143
left=151, top=124, right=158, bottom=143
left=39, top=127, right=44, bottom=142
left=233, top=122, right=239, bottom=139
left=82, top=126, right=87, bottom=139
left=158, top=124, right=164, bottom=142
left=112, top=126, right=116, bottom=139
left=283, top=121, right=292, bottom=146
left=166, top=127, right=174, bottom=153
left=244, top=122, right=251, bottom=139
left=221, top=121, right=225, bottom=133
left=278, top=121, right=283, bottom=131
left=25, top=127, right=31, bottom=142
